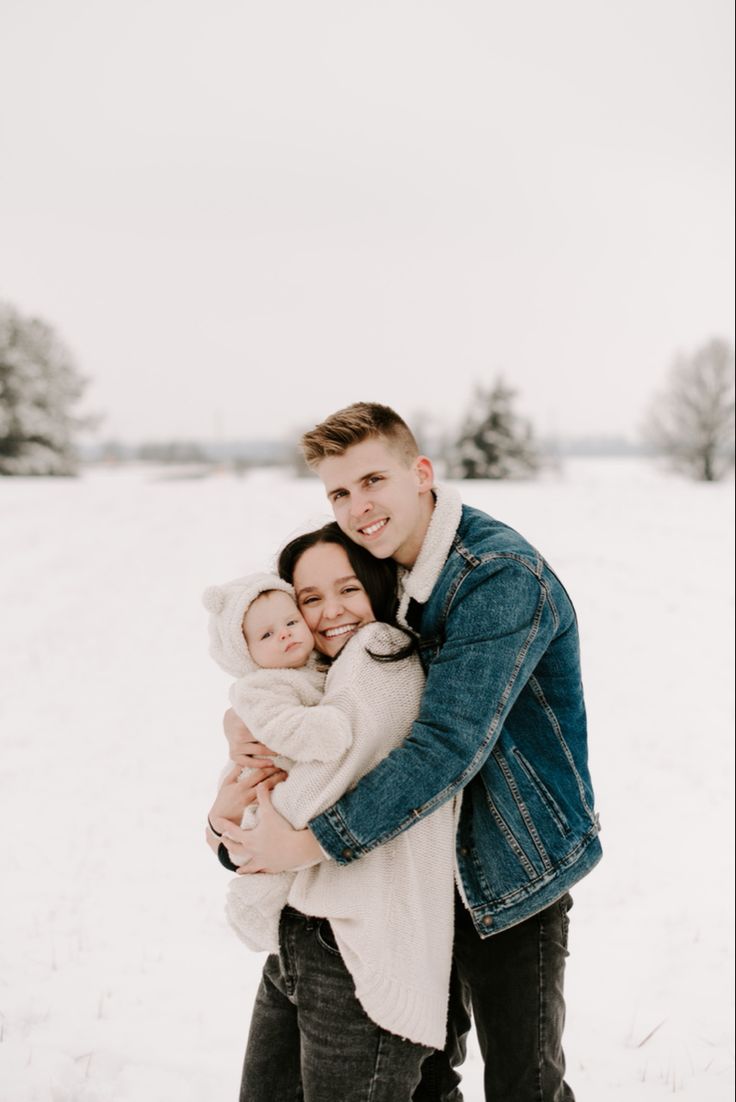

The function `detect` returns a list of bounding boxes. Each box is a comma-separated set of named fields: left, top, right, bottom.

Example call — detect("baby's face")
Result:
left=242, top=590, right=315, bottom=670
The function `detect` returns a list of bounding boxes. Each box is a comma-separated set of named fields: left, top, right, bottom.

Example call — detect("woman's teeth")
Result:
left=324, top=624, right=357, bottom=638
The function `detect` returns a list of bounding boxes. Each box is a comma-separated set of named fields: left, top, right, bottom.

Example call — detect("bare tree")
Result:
left=644, top=339, right=735, bottom=482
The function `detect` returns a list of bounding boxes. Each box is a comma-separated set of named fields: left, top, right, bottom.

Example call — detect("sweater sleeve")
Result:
left=268, top=694, right=357, bottom=829
left=271, top=625, right=425, bottom=831
left=230, top=670, right=352, bottom=763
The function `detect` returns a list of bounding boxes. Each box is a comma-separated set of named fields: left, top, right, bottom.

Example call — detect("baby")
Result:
left=203, top=572, right=353, bottom=949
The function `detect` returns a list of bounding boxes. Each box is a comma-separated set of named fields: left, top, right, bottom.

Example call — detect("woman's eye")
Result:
left=367, top=476, right=383, bottom=485
left=301, top=596, right=319, bottom=606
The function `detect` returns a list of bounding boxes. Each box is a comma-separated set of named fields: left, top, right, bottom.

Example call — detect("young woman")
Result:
left=207, top=523, right=457, bottom=1102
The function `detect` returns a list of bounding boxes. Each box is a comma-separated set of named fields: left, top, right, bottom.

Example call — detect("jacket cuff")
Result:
left=309, top=808, right=363, bottom=865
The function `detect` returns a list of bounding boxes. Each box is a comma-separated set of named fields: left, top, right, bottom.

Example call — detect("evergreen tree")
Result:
left=447, top=378, right=540, bottom=479
left=0, top=302, right=91, bottom=475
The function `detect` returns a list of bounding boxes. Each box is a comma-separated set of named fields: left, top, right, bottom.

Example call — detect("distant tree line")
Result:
left=1, top=299, right=734, bottom=481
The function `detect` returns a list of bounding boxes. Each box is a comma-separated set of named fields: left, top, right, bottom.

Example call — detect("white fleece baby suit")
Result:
left=223, top=660, right=354, bottom=950
left=204, top=572, right=354, bottom=952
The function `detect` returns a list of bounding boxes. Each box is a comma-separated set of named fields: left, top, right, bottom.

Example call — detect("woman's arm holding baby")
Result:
left=216, top=676, right=367, bottom=872
left=214, top=710, right=328, bottom=872
left=206, top=745, right=287, bottom=864
left=218, top=624, right=424, bottom=873
left=214, top=783, right=323, bottom=873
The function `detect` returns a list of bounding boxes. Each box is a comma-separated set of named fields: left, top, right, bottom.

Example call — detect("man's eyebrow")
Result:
left=325, top=469, right=389, bottom=497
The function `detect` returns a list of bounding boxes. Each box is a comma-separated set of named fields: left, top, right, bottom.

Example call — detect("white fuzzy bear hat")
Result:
left=202, top=571, right=297, bottom=678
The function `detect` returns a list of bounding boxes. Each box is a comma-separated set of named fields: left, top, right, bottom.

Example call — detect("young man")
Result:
left=217, top=402, right=602, bottom=1101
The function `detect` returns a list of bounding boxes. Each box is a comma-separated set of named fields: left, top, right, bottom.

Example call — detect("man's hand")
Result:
left=214, top=783, right=323, bottom=874
left=224, top=708, right=279, bottom=768
left=208, top=763, right=287, bottom=830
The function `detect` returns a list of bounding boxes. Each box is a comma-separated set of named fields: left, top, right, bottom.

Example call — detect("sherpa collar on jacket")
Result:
left=397, top=483, right=463, bottom=628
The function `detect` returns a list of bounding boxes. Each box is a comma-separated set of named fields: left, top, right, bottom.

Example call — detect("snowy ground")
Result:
left=0, top=458, right=733, bottom=1102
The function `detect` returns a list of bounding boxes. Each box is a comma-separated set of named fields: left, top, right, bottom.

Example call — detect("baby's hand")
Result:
left=224, top=707, right=278, bottom=767
left=209, top=763, right=287, bottom=827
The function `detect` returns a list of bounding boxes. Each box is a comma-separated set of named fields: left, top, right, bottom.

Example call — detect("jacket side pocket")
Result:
left=512, top=748, right=571, bottom=837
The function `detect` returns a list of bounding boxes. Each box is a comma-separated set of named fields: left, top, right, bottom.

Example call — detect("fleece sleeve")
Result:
left=230, top=679, right=352, bottom=763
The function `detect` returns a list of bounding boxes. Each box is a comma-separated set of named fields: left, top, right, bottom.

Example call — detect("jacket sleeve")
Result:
left=308, top=559, right=559, bottom=862
left=230, top=680, right=352, bottom=763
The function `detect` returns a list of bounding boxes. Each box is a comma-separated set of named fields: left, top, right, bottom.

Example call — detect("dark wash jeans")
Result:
left=414, top=891, right=576, bottom=1102
left=240, top=906, right=431, bottom=1102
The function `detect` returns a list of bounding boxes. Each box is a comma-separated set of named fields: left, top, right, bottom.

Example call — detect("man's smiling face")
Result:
left=317, top=436, right=435, bottom=568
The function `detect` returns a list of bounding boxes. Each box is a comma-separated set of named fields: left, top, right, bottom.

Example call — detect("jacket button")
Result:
left=482, top=915, right=493, bottom=928
left=460, top=846, right=470, bottom=857
left=341, top=848, right=354, bottom=860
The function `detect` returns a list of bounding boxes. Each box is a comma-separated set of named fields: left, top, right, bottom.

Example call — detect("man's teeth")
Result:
left=361, top=518, right=388, bottom=536
left=324, top=624, right=357, bottom=638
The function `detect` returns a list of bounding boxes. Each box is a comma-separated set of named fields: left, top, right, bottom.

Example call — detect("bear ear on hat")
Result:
left=202, top=585, right=226, bottom=614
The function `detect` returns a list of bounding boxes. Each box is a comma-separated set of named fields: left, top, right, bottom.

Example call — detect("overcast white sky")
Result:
left=1, top=0, right=734, bottom=445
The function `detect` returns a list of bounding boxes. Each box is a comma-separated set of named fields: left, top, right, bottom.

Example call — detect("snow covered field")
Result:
left=1, top=458, right=733, bottom=1102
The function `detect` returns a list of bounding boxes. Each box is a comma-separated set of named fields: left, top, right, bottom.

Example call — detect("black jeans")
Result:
left=414, top=891, right=576, bottom=1102
left=240, top=906, right=431, bottom=1102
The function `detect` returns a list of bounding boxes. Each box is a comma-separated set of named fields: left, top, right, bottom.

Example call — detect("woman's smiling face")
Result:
left=292, top=542, right=375, bottom=659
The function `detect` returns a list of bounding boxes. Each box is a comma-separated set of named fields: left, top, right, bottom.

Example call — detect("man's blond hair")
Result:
left=301, top=402, right=419, bottom=469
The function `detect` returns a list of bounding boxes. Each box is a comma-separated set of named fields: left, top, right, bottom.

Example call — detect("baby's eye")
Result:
left=287, top=619, right=299, bottom=626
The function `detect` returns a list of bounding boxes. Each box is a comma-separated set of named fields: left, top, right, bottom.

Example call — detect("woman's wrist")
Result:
left=291, top=828, right=324, bottom=870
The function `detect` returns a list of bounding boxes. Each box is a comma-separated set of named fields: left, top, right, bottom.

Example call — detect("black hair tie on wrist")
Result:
left=217, top=843, right=240, bottom=872
left=207, top=815, right=223, bottom=838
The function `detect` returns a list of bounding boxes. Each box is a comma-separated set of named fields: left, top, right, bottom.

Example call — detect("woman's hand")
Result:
left=214, top=783, right=323, bottom=874
left=224, top=708, right=279, bottom=768
left=208, top=763, right=287, bottom=830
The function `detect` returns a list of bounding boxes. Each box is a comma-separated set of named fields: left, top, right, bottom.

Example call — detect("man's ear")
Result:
left=414, top=455, right=435, bottom=493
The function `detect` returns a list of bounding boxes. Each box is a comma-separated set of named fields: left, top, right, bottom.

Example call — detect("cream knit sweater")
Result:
left=226, top=622, right=456, bottom=1049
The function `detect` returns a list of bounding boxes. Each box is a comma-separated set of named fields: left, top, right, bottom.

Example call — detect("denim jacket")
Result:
left=309, top=485, right=602, bottom=936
